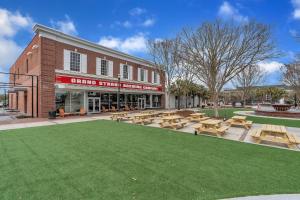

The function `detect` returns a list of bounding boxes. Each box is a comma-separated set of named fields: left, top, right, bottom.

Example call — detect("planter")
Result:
left=272, top=104, right=292, bottom=112
left=48, top=111, right=57, bottom=119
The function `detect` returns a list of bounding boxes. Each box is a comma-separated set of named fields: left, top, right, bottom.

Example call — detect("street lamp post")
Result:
left=117, top=74, right=121, bottom=111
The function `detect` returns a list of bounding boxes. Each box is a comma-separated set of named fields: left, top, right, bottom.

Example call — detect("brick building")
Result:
left=8, top=24, right=165, bottom=117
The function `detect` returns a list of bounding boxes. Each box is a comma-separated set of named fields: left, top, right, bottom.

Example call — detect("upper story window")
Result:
left=120, top=64, right=132, bottom=80
left=26, top=59, right=29, bottom=73
left=64, top=49, right=87, bottom=73
left=123, top=65, right=129, bottom=79
left=140, top=68, right=145, bottom=81
left=153, top=72, right=158, bottom=83
left=138, top=68, right=148, bottom=82
left=101, top=59, right=108, bottom=76
left=97, top=58, right=113, bottom=77
left=152, top=71, right=160, bottom=84
left=70, top=52, right=81, bottom=72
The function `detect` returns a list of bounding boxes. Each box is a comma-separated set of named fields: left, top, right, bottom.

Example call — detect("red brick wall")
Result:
left=53, top=41, right=160, bottom=82
left=9, top=35, right=41, bottom=117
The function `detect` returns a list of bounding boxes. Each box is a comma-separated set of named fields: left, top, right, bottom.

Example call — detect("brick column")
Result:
left=40, top=37, right=56, bottom=117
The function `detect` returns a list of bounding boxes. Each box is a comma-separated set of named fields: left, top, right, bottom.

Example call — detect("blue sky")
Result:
left=1, top=0, right=300, bottom=86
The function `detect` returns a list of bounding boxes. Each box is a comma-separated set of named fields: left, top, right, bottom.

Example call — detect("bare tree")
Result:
left=282, top=62, right=300, bottom=103
left=232, top=65, right=265, bottom=106
left=180, top=20, right=278, bottom=117
left=147, top=38, right=181, bottom=109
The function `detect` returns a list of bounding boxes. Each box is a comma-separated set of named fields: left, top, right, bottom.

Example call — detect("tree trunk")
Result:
left=166, top=91, right=171, bottom=110
left=242, top=90, right=246, bottom=107
left=199, top=96, right=202, bottom=108
left=193, top=95, right=195, bottom=107
left=185, top=94, right=188, bottom=108
left=177, top=96, right=181, bottom=110
left=213, top=93, right=219, bottom=118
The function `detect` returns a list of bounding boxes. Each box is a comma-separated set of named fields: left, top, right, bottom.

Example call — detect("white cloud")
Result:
left=258, top=61, right=283, bottom=73
left=292, top=0, right=300, bottom=19
left=129, top=7, right=146, bottom=16
left=51, top=15, right=77, bottom=35
left=289, top=29, right=298, bottom=37
left=123, top=20, right=132, bottom=28
left=0, top=37, right=22, bottom=69
left=218, top=1, right=248, bottom=23
left=142, top=18, right=155, bottom=27
left=0, top=8, right=33, bottom=37
left=98, top=33, right=147, bottom=53
left=0, top=7, right=32, bottom=74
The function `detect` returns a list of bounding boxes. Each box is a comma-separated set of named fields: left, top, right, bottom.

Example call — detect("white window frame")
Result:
left=100, top=59, right=109, bottom=76
left=64, top=49, right=87, bottom=73
left=70, top=51, right=81, bottom=72
left=123, top=64, right=129, bottom=80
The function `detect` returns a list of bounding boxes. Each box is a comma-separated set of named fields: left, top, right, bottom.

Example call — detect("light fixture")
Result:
left=32, top=44, right=39, bottom=50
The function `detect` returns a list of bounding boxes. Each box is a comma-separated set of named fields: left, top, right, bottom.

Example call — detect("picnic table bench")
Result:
left=226, top=116, right=252, bottom=129
left=110, top=112, right=130, bottom=121
left=250, top=124, right=300, bottom=148
left=187, top=113, right=210, bottom=122
left=159, top=115, right=188, bottom=129
left=193, top=119, right=229, bottom=137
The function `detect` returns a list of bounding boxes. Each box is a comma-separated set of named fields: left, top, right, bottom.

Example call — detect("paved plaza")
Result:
left=0, top=111, right=299, bottom=151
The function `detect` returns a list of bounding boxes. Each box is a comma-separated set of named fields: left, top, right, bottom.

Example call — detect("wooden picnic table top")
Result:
left=190, top=113, right=205, bottom=117
left=261, top=124, right=287, bottom=134
left=111, top=112, right=128, bottom=116
left=161, top=111, right=177, bottom=114
left=232, top=116, right=246, bottom=120
left=201, top=119, right=222, bottom=125
left=161, top=115, right=183, bottom=121
left=134, top=113, right=153, bottom=118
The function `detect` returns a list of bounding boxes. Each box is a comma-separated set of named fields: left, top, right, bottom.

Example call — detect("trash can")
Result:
left=48, top=111, right=56, bottom=119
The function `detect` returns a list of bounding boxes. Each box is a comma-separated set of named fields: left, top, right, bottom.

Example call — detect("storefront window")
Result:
left=55, top=91, right=84, bottom=113
left=56, top=92, right=69, bottom=112
left=152, top=95, right=161, bottom=108
left=101, top=93, right=110, bottom=109
left=70, top=92, right=84, bottom=112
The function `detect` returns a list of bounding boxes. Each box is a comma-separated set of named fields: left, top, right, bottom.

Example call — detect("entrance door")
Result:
left=138, top=98, right=146, bottom=109
left=88, top=98, right=101, bottom=113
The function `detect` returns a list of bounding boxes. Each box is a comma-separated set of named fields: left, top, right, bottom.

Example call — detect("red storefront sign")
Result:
left=55, top=75, right=162, bottom=92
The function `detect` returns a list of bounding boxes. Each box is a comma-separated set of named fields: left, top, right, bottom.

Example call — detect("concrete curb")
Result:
left=223, top=194, right=300, bottom=200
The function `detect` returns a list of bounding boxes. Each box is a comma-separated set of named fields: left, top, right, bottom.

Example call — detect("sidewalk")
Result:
left=225, top=194, right=300, bottom=200
left=0, top=114, right=111, bottom=131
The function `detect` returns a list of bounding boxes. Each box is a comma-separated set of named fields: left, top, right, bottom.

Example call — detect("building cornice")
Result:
left=33, top=24, right=156, bottom=68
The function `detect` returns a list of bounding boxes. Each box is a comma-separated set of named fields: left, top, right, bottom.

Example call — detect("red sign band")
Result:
left=55, top=75, right=162, bottom=92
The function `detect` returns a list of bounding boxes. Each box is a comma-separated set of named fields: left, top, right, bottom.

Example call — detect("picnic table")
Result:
left=226, top=115, right=252, bottom=129
left=250, top=124, right=300, bottom=148
left=188, top=113, right=210, bottom=122
left=193, top=119, right=229, bottom=137
left=159, top=115, right=188, bottom=129
left=132, top=113, right=155, bottom=125
left=141, top=110, right=159, bottom=117
left=160, top=111, right=177, bottom=117
left=110, top=112, right=129, bottom=121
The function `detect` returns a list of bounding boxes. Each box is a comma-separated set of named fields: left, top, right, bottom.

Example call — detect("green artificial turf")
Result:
left=201, top=108, right=300, bottom=128
left=0, top=120, right=300, bottom=200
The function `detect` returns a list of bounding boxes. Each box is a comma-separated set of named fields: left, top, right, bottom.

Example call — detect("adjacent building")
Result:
left=8, top=24, right=165, bottom=117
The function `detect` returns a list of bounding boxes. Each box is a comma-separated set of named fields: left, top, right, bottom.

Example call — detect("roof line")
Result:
left=33, top=23, right=154, bottom=66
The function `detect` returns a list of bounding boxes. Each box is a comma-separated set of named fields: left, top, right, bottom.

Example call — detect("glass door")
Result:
left=94, top=98, right=100, bottom=112
left=87, top=98, right=101, bottom=113
left=138, top=98, right=146, bottom=109
left=88, top=98, right=94, bottom=113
